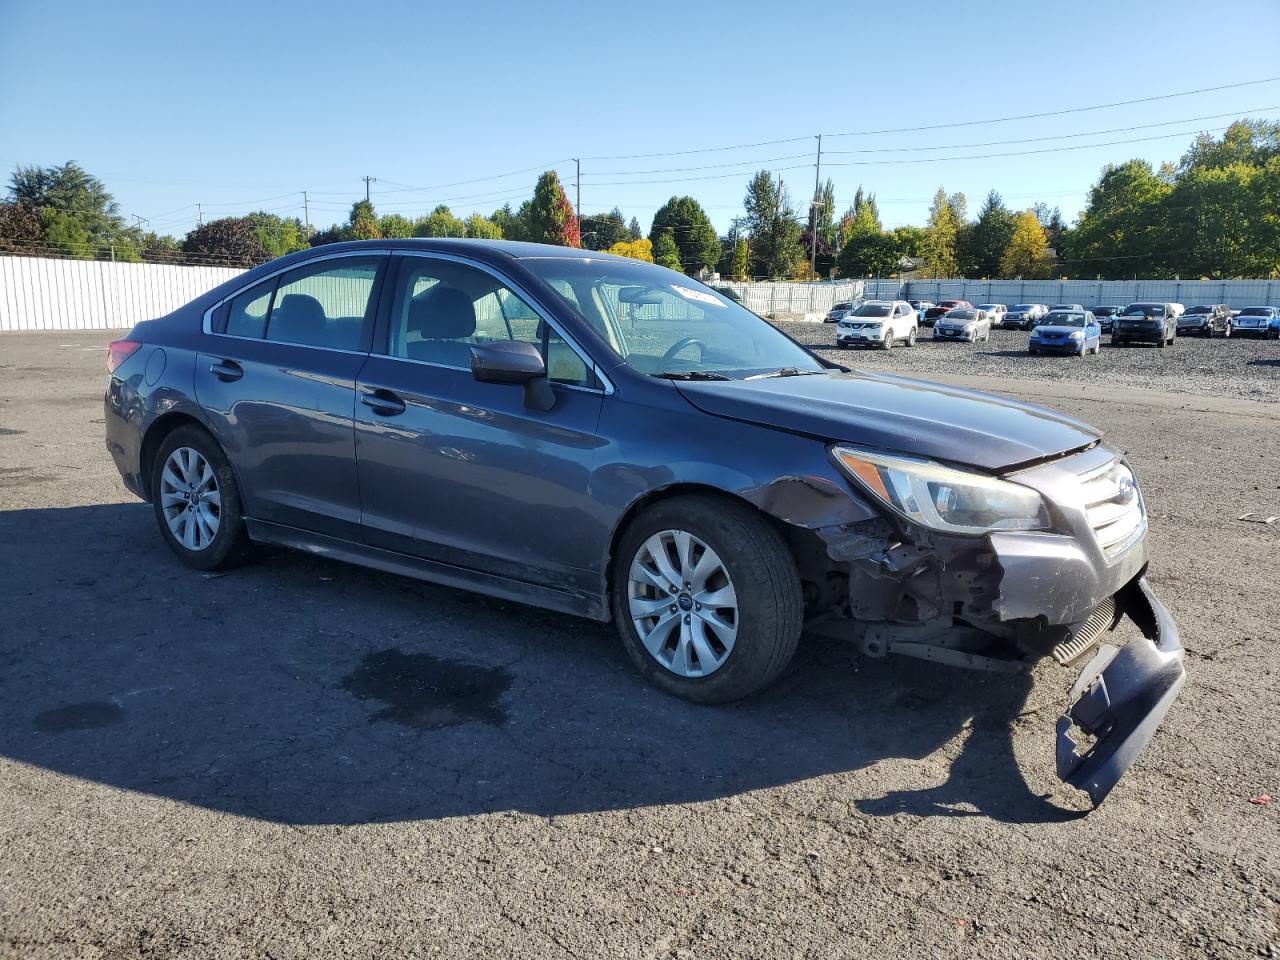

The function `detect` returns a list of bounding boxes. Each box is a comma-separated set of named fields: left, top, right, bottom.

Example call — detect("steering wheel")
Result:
left=661, top=337, right=706, bottom=363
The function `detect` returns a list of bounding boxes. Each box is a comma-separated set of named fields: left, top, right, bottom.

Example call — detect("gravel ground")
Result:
left=772, top=322, right=1280, bottom=404
left=0, top=331, right=1278, bottom=959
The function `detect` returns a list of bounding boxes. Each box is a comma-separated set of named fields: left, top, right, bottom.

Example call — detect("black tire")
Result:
left=905, top=327, right=917, bottom=347
left=835, top=342, right=849, bottom=349
left=1029, top=347, right=1038, bottom=355
left=882, top=333, right=893, bottom=350
left=151, top=424, right=252, bottom=571
left=611, top=495, right=803, bottom=704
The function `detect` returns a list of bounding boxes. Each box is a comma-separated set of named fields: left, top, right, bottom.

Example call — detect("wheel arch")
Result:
left=138, top=411, right=220, bottom=501
left=602, top=482, right=834, bottom=622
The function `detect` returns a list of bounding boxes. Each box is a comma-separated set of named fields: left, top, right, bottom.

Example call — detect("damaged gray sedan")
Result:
left=104, top=239, right=1184, bottom=806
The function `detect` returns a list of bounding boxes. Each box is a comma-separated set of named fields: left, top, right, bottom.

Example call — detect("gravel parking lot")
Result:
left=1, top=330, right=1278, bottom=959
left=774, top=322, right=1280, bottom=404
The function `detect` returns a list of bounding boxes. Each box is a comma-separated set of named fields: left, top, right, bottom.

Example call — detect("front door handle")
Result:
left=209, top=358, right=243, bottom=382
left=359, top=387, right=406, bottom=416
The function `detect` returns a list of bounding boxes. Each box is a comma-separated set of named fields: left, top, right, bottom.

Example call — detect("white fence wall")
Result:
left=5, top=254, right=1280, bottom=332
left=860, top=278, right=1280, bottom=307
left=0, top=256, right=243, bottom=331
left=713, top=280, right=865, bottom=319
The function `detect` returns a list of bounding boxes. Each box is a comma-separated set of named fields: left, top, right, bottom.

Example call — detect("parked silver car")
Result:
left=932, top=307, right=992, bottom=342
left=1003, top=303, right=1048, bottom=330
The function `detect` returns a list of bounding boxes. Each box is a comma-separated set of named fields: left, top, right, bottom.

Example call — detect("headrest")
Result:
left=407, top=286, right=476, bottom=340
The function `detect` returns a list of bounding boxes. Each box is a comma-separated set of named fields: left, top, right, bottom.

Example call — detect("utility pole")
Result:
left=131, top=214, right=149, bottom=231
left=809, top=134, right=823, bottom=280
left=197, top=203, right=202, bottom=227
left=573, top=159, right=581, bottom=231
left=302, top=191, right=310, bottom=231
left=362, top=176, right=376, bottom=202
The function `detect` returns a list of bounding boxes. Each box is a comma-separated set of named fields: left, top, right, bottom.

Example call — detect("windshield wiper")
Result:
left=745, top=367, right=828, bottom=380
left=650, top=370, right=734, bottom=381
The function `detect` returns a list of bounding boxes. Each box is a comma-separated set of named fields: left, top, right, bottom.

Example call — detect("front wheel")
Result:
left=612, top=496, right=803, bottom=704
left=905, top=327, right=917, bottom=347
left=882, top=334, right=893, bottom=350
left=151, top=425, right=252, bottom=570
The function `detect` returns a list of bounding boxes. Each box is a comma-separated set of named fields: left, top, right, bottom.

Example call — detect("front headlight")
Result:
left=831, top=445, right=1051, bottom=535
left=1069, top=330, right=1084, bottom=340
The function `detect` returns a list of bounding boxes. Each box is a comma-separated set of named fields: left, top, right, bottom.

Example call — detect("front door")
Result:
left=354, top=254, right=606, bottom=594
left=194, top=253, right=386, bottom=540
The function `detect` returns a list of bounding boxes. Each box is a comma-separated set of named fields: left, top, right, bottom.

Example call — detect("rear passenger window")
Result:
left=224, top=282, right=274, bottom=338
left=264, top=257, right=382, bottom=351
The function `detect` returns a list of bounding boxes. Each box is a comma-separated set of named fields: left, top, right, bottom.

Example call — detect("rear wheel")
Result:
left=612, top=496, right=803, bottom=704
left=151, top=425, right=251, bottom=571
left=905, top=327, right=917, bottom=347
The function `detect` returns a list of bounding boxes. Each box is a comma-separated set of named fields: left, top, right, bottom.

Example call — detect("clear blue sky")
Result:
left=2, top=0, right=1278, bottom=239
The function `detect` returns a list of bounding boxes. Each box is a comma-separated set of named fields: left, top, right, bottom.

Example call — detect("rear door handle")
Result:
left=209, top=358, right=243, bottom=382
left=359, top=387, right=406, bottom=416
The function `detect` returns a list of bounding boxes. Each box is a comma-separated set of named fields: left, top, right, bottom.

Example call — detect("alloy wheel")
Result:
left=159, top=446, right=221, bottom=551
left=627, top=530, right=739, bottom=678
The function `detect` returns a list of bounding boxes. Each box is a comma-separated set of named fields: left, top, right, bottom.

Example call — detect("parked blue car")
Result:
left=1028, top=310, right=1102, bottom=355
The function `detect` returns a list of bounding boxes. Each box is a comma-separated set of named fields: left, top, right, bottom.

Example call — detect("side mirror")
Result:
left=470, top=341, right=555, bottom=412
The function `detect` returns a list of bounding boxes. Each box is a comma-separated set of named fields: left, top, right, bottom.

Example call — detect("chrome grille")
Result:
left=1078, top=458, right=1146, bottom=560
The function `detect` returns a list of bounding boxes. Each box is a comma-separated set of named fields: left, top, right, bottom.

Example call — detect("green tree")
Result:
left=964, top=190, right=1016, bottom=278
left=579, top=208, right=629, bottom=251
left=8, top=161, right=125, bottom=249
left=465, top=213, right=504, bottom=239
left=920, top=187, right=960, bottom=277
left=527, top=171, right=580, bottom=247
left=248, top=211, right=311, bottom=257
left=649, top=195, right=720, bottom=274
left=347, top=199, right=381, bottom=240
left=628, top=216, right=642, bottom=240
left=816, top=178, right=837, bottom=248
left=1068, top=159, right=1172, bottom=278
left=40, top=209, right=92, bottom=258
left=730, top=238, right=749, bottom=279
left=490, top=203, right=529, bottom=241
left=652, top=230, right=682, bottom=270
left=741, top=171, right=802, bottom=278
left=891, top=225, right=927, bottom=260
left=412, top=204, right=467, bottom=238
left=1000, top=211, right=1051, bottom=278
left=378, top=214, right=415, bottom=239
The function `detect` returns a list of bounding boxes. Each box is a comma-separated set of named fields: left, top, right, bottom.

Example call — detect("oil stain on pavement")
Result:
left=35, top=701, right=127, bottom=733
left=341, top=649, right=510, bottom=731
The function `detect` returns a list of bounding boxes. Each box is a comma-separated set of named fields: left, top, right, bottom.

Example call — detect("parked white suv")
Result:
left=835, top=300, right=918, bottom=349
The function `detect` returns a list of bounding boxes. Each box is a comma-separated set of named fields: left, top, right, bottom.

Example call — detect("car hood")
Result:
left=1034, top=324, right=1087, bottom=336
left=675, top=370, right=1101, bottom=471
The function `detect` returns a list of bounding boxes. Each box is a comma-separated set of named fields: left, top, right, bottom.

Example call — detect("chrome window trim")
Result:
left=200, top=249, right=394, bottom=336
left=387, top=250, right=614, bottom=396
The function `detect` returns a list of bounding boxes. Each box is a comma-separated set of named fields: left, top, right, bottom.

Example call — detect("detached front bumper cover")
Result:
left=1056, top=576, right=1185, bottom=805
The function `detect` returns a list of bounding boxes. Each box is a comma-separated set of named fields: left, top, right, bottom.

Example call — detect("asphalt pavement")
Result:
left=0, top=330, right=1277, bottom=959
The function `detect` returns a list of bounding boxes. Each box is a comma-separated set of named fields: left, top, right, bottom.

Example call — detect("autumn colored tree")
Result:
left=604, top=238, right=654, bottom=262
left=1000, top=211, right=1051, bottom=278
left=0, top=201, right=44, bottom=255
left=347, top=199, right=381, bottom=240
left=527, top=171, right=580, bottom=247
left=919, top=187, right=961, bottom=278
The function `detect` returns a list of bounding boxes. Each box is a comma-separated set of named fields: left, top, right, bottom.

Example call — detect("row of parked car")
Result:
left=827, top=298, right=1280, bottom=354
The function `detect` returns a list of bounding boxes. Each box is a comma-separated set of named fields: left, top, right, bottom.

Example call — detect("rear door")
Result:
left=195, top=252, right=388, bottom=540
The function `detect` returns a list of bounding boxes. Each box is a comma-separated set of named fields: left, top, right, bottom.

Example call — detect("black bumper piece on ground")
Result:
left=1055, top=576, right=1185, bottom=805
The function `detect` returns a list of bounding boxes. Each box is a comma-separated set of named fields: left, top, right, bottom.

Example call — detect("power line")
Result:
left=822, top=76, right=1280, bottom=138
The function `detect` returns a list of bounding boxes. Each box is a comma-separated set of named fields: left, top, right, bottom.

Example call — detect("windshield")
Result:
left=1011, top=304, right=1035, bottom=311
left=944, top=309, right=976, bottom=320
left=1184, top=306, right=1211, bottom=314
left=831, top=302, right=853, bottom=311
left=520, top=257, right=824, bottom=378
left=1044, top=311, right=1086, bottom=327
left=1124, top=304, right=1165, bottom=317
left=1093, top=306, right=1119, bottom=315
left=1239, top=307, right=1272, bottom=316
left=852, top=302, right=892, bottom=318
left=976, top=304, right=1000, bottom=310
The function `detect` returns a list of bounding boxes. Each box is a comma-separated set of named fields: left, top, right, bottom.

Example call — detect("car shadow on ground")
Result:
left=0, top=504, right=1084, bottom=827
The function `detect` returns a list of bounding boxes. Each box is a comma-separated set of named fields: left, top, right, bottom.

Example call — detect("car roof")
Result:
left=278, top=237, right=637, bottom=266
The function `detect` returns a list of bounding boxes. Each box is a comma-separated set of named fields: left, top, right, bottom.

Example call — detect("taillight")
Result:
left=107, top=340, right=143, bottom=373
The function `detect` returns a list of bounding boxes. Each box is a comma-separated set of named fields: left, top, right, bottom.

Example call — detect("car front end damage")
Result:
left=799, top=441, right=1185, bottom=805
